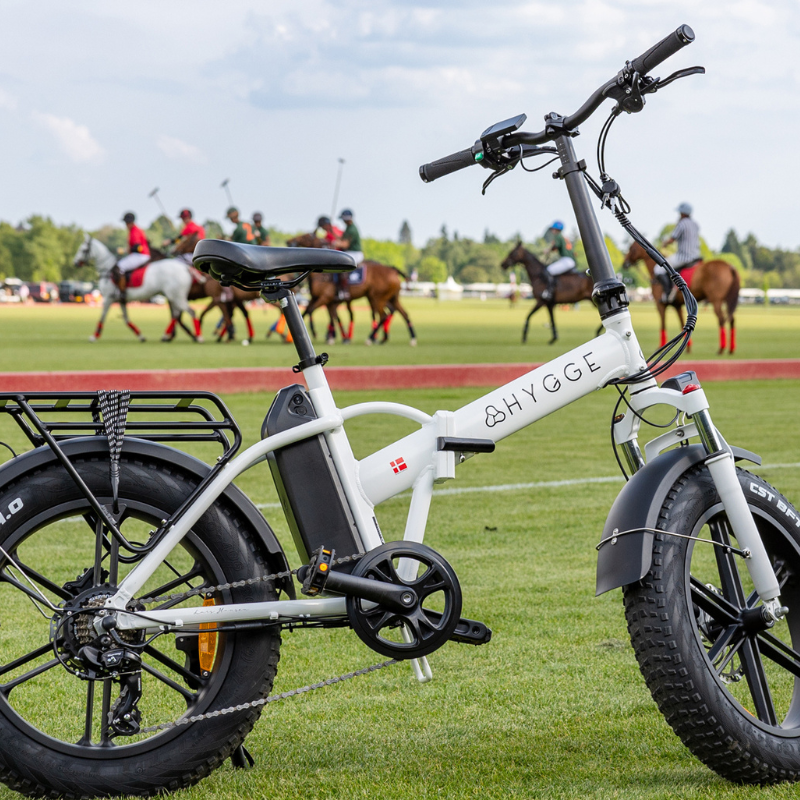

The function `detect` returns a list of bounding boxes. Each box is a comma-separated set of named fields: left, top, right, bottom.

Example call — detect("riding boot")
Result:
left=338, top=274, right=350, bottom=301
left=542, top=271, right=556, bottom=302
left=118, top=273, right=128, bottom=304
left=660, top=272, right=675, bottom=304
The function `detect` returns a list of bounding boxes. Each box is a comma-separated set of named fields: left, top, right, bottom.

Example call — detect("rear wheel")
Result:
left=624, top=465, right=800, bottom=783
left=0, top=454, right=282, bottom=798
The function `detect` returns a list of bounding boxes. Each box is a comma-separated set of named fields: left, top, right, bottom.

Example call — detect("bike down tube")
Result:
left=358, top=312, right=646, bottom=506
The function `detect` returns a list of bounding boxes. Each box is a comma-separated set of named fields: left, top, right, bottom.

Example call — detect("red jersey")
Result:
left=324, top=225, right=343, bottom=243
left=128, top=225, right=150, bottom=256
left=180, top=221, right=205, bottom=240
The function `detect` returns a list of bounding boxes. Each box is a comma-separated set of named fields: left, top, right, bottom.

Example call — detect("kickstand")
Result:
left=230, top=743, right=255, bottom=770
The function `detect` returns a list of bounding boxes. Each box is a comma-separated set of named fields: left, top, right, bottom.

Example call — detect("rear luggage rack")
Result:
left=0, top=391, right=241, bottom=458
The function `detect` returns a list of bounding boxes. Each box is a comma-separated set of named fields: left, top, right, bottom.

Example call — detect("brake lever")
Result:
left=645, top=66, right=705, bottom=93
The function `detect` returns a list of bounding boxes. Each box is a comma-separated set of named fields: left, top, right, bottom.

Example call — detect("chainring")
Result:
left=345, top=541, right=462, bottom=660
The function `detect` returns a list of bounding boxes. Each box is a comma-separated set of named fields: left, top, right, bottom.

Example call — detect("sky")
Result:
left=0, top=0, right=798, bottom=250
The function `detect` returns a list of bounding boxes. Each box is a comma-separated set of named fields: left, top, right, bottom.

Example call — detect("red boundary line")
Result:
left=0, top=360, right=799, bottom=394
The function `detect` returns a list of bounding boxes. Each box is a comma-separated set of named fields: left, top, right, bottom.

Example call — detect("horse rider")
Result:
left=226, top=207, right=255, bottom=243
left=114, top=212, right=151, bottom=299
left=331, top=209, right=364, bottom=300
left=165, top=209, right=205, bottom=264
left=541, top=221, right=575, bottom=301
left=316, top=216, right=342, bottom=245
left=252, top=212, right=270, bottom=246
left=654, top=202, right=701, bottom=303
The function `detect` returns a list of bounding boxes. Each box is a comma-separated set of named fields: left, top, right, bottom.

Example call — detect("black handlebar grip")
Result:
left=629, top=24, right=695, bottom=76
left=419, top=147, right=476, bottom=183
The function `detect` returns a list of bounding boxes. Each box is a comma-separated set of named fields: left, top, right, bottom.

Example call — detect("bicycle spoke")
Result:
left=143, top=645, right=202, bottom=690
left=0, top=659, right=60, bottom=695
left=99, top=680, right=113, bottom=746
left=710, top=518, right=746, bottom=607
left=757, top=632, right=800, bottom=680
left=707, top=625, right=742, bottom=667
left=739, top=638, right=778, bottom=725
left=141, top=662, right=194, bottom=702
left=145, top=563, right=205, bottom=603
left=0, top=571, right=58, bottom=611
left=0, top=643, right=53, bottom=678
left=690, top=577, right=739, bottom=626
left=7, top=560, right=71, bottom=601
left=78, top=681, right=96, bottom=746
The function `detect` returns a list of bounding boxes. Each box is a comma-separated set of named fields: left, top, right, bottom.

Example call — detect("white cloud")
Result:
left=0, top=88, right=16, bottom=111
left=33, top=112, right=105, bottom=163
left=157, top=135, right=207, bottom=164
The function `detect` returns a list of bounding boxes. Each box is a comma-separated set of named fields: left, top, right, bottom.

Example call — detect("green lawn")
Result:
left=0, top=298, right=798, bottom=373
left=0, top=380, right=799, bottom=800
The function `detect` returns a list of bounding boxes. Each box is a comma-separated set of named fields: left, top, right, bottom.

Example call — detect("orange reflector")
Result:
left=198, top=597, right=218, bottom=674
left=319, top=563, right=328, bottom=572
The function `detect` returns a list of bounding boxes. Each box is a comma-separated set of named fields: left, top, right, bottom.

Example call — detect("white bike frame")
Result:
left=106, top=301, right=783, bottom=635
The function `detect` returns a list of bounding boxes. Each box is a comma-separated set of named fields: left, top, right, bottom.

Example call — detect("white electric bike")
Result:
left=0, top=24, right=799, bottom=797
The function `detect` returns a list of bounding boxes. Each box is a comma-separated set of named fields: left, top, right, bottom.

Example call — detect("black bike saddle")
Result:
left=193, top=240, right=356, bottom=288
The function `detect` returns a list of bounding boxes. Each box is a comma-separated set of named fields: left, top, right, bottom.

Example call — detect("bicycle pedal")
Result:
left=298, top=547, right=335, bottom=596
left=431, top=613, right=492, bottom=645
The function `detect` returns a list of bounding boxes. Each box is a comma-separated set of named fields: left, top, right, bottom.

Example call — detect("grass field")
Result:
left=0, top=298, right=799, bottom=373
left=0, top=379, right=799, bottom=800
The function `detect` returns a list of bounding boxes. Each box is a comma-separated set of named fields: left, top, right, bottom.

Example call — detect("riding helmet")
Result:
left=676, top=202, right=693, bottom=215
left=317, top=216, right=331, bottom=227
left=339, top=209, right=354, bottom=220
left=551, top=220, right=564, bottom=231
left=122, top=212, right=136, bottom=224
left=179, top=208, right=192, bottom=219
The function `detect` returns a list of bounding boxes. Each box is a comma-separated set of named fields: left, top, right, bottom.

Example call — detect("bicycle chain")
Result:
left=137, top=553, right=363, bottom=606
left=135, top=551, right=391, bottom=735
left=139, top=658, right=398, bottom=734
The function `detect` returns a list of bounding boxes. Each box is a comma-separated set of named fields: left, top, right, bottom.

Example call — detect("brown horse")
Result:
left=501, top=241, right=599, bottom=344
left=286, top=233, right=417, bottom=346
left=622, top=241, right=740, bottom=355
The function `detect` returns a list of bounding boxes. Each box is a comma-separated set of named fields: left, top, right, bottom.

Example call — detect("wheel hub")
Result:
left=53, top=585, right=144, bottom=679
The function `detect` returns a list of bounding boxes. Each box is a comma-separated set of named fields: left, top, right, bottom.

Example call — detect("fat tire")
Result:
left=0, top=454, right=282, bottom=798
left=623, top=464, right=800, bottom=784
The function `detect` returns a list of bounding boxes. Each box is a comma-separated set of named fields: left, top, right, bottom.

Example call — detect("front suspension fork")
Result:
left=692, top=408, right=785, bottom=619
left=620, top=389, right=785, bottom=621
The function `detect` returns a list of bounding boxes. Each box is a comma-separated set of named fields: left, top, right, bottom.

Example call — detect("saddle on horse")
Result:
left=660, top=259, right=701, bottom=304
left=111, top=263, right=149, bottom=300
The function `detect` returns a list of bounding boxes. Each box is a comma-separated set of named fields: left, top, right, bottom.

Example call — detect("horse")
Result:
left=286, top=233, right=417, bottom=346
left=501, top=241, right=599, bottom=344
left=73, top=235, right=204, bottom=342
left=622, top=241, right=740, bottom=355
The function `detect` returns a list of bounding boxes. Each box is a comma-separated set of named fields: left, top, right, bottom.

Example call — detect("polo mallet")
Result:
left=331, top=158, right=345, bottom=219
left=148, top=188, right=173, bottom=227
left=221, top=179, right=235, bottom=208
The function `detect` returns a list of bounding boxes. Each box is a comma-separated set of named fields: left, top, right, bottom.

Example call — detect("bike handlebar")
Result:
left=630, top=24, right=695, bottom=77
left=420, top=24, right=696, bottom=180
left=419, top=146, right=477, bottom=183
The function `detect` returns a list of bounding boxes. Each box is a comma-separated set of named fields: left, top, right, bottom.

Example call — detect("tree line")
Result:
left=0, top=214, right=797, bottom=290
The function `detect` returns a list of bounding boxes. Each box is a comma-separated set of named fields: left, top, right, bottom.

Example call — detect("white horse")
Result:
left=73, top=235, right=204, bottom=343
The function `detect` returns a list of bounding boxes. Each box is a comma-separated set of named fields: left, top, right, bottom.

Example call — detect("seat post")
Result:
left=263, top=287, right=318, bottom=366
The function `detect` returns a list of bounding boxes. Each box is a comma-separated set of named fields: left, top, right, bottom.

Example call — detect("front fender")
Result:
left=596, top=444, right=758, bottom=595
left=0, top=437, right=295, bottom=597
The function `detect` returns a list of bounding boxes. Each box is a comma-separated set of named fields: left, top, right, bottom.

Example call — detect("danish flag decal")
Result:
left=390, top=457, right=408, bottom=474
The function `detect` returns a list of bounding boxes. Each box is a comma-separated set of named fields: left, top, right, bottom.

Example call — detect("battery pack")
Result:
left=263, top=385, right=363, bottom=569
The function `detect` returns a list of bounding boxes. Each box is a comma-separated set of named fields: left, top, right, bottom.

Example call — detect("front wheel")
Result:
left=624, top=465, right=800, bottom=783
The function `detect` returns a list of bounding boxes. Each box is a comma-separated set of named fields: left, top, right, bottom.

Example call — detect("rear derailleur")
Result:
left=52, top=582, right=146, bottom=736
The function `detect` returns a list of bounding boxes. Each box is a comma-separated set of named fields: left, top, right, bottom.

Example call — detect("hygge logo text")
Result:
left=484, top=352, right=601, bottom=428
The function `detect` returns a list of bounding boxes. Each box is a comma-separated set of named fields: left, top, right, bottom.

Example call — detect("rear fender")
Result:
left=596, top=443, right=759, bottom=595
left=0, top=437, right=295, bottom=598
